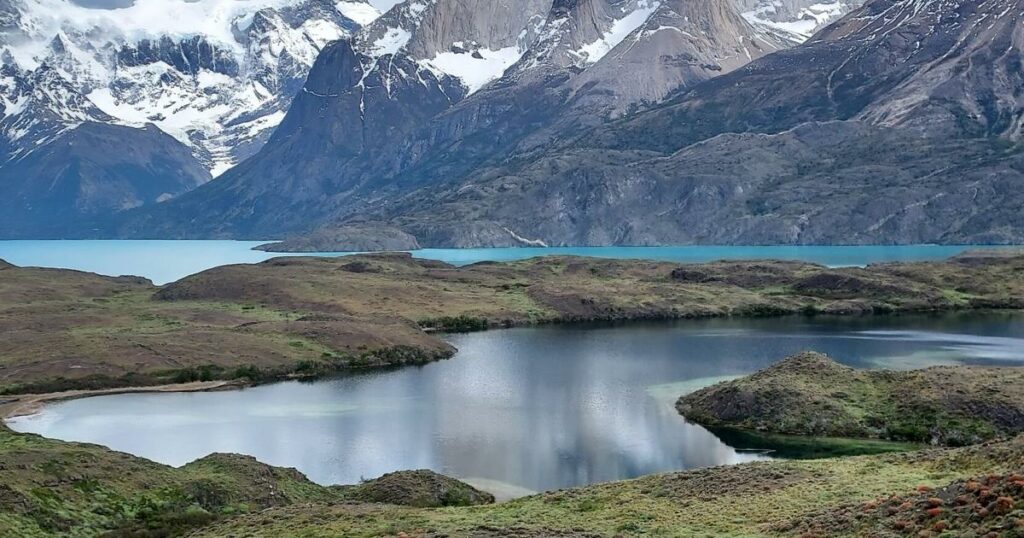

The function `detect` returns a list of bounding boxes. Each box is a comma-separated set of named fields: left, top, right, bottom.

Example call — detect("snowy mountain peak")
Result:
left=0, top=0, right=377, bottom=176
left=353, top=0, right=551, bottom=94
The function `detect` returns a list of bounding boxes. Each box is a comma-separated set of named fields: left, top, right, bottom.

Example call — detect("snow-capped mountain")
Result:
left=106, top=0, right=826, bottom=241
left=351, top=0, right=552, bottom=93
left=4, top=0, right=876, bottom=240
left=0, top=0, right=377, bottom=175
left=549, top=0, right=793, bottom=118
left=1, top=61, right=111, bottom=157
left=0, top=0, right=851, bottom=181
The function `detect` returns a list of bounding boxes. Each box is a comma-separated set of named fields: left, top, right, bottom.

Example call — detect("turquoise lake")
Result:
left=0, top=240, right=1012, bottom=285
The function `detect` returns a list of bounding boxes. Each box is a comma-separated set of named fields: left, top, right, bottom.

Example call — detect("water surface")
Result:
left=10, top=313, right=1024, bottom=495
left=0, top=240, right=1010, bottom=285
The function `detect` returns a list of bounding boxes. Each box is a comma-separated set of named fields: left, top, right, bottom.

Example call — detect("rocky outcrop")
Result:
left=779, top=471, right=1024, bottom=536
left=562, top=0, right=790, bottom=118
left=338, top=469, right=495, bottom=507
left=116, top=36, right=240, bottom=76
left=259, top=225, right=421, bottom=252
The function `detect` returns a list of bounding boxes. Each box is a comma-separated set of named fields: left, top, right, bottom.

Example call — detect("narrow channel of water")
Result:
left=0, top=240, right=1008, bottom=285
left=9, top=312, right=1024, bottom=495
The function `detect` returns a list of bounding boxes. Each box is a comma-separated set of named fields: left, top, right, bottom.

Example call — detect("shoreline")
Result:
left=5, top=309, right=1024, bottom=420
left=3, top=252, right=1023, bottom=419
left=0, top=380, right=245, bottom=421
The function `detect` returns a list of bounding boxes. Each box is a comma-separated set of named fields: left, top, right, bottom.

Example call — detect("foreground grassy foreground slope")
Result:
left=0, top=423, right=492, bottom=537
left=2, top=251, right=1024, bottom=394
left=1, top=419, right=1023, bottom=537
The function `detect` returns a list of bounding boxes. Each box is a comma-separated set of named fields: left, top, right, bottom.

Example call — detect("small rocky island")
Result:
left=677, top=352, right=1024, bottom=446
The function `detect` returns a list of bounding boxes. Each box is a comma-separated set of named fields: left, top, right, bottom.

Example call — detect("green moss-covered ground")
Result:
left=190, top=437, right=1024, bottom=537
left=3, top=419, right=1023, bottom=537
left=0, top=424, right=492, bottom=537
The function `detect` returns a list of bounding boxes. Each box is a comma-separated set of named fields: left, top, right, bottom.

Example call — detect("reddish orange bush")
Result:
left=995, top=496, right=1015, bottom=513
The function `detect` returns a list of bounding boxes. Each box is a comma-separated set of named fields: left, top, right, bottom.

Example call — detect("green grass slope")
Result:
left=192, top=437, right=1024, bottom=537
left=0, top=424, right=491, bottom=537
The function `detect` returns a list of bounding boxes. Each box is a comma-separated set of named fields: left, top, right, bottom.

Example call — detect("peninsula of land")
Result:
left=2, top=252, right=1023, bottom=395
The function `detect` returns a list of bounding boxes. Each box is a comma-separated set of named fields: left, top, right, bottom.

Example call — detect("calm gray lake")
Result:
left=9, top=313, right=1024, bottom=496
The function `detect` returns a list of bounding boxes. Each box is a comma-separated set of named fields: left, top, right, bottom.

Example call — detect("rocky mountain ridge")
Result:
left=281, top=0, right=1024, bottom=248
left=107, top=0, right=851, bottom=242
left=3, top=0, right=873, bottom=241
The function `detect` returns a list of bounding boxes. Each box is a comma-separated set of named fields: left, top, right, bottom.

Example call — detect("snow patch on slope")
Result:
left=742, top=1, right=852, bottom=43
left=336, top=1, right=381, bottom=25
left=577, top=1, right=660, bottom=64
left=371, top=27, right=412, bottom=55
left=420, top=45, right=522, bottom=94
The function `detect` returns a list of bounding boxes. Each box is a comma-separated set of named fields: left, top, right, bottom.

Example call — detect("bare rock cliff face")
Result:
left=330, top=0, right=1024, bottom=248
left=112, top=0, right=799, bottom=241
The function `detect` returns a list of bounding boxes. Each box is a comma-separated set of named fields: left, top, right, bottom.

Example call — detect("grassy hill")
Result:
left=677, top=352, right=1024, bottom=446
left=0, top=424, right=492, bottom=537
left=2, top=420, right=1023, bottom=537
